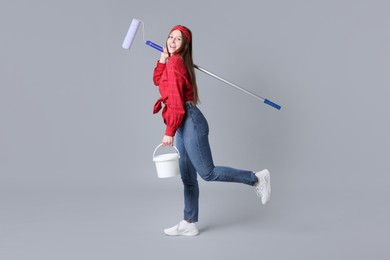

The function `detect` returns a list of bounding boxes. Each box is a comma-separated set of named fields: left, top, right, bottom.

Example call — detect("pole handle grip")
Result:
left=264, top=99, right=281, bottom=110
left=146, top=41, right=163, bottom=52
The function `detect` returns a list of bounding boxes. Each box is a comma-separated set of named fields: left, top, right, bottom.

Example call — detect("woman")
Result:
left=152, top=25, right=271, bottom=236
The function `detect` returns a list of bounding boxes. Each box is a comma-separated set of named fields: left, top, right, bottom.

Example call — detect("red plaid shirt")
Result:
left=153, top=54, right=194, bottom=137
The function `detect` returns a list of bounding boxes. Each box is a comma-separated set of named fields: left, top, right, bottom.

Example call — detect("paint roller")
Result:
left=122, top=18, right=281, bottom=110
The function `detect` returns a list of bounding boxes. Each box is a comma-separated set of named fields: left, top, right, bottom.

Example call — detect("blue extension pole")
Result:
left=145, top=40, right=281, bottom=110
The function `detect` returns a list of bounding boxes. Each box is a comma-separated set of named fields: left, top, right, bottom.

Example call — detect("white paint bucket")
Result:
left=152, top=144, right=180, bottom=178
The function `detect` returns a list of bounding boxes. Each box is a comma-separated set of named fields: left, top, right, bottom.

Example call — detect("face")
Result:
left=167, top=30, right=183, bottom=55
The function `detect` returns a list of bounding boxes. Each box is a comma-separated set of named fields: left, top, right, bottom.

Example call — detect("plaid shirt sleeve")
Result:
left=162, top=56, right=187, bottom=136
left=153, top=61, right=165, bottom=86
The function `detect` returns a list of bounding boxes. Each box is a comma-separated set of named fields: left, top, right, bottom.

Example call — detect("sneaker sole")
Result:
left=261, top=170, right=271, bottom=204
left=164, top=230, right=199, bottom=236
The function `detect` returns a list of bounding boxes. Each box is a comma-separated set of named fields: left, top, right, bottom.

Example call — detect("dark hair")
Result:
left=166, top=27, right=199, bottom=104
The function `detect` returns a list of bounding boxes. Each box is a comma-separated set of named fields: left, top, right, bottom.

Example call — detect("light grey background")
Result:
left=1, top=0, right=389, bottom=259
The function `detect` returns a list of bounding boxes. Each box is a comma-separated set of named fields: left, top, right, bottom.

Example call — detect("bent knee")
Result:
left=199, top=171, right=215, bottom=182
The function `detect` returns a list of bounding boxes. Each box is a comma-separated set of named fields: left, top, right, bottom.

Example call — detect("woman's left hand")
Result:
left=162, top=135, right=174, bottom=146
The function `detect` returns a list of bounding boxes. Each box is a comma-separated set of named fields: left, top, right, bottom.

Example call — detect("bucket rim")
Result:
left=153, top=153, right=179, bottom=162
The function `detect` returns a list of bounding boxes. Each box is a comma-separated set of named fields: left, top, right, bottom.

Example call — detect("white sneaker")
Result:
left=255, top=169, right=271, bottom=204
left=164, top=220, right=199, bottom=236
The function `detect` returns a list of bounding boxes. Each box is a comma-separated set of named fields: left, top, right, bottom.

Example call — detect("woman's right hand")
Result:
left=159, top=48, right=169, bottom=64
left=162, top=135, right=174, bottom=147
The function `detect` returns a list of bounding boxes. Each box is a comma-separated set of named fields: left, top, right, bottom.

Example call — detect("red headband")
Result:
left=171, top=25, right=191, bottom=42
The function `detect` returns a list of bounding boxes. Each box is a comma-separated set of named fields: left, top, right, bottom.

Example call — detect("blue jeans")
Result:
left=175, top=102, right=258, bottom=222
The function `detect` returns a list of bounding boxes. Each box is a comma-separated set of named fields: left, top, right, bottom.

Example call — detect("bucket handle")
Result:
left=153, top=143, right=180, bottom=159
